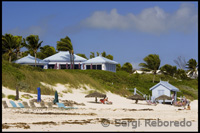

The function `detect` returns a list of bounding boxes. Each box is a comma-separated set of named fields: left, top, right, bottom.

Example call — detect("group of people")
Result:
left=173, top=96, right=190, bottom=110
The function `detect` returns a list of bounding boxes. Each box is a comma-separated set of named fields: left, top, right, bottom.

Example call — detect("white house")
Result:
left=133, top=70, right=162, bottom=75
left=13, top=54, right=48, bottom=69
left=43, top=51, right=87, bottom=69
left=149, top=80, right=180, bottom=103
left=82, top=55, right=118, bottom=72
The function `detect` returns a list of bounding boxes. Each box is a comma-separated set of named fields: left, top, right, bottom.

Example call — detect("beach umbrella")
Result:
left=85, top=91, right=106, bottom=103
left=127, top=94, right=145, bottom=104
left=155, top=95, right=172, bottom=104
left=37, top=87, right=41, bottom=102
left=53, top=91, right=59, bottom=104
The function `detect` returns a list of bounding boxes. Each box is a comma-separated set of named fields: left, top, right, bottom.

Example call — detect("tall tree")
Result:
left=106, top=54, right=113, bottom=60
left=76, top=53, right=88, bottom=59
left=39, top=45, right=56, bottom=59
left=139, top=54, right=161, bottom=83
left=56, top=36, right=73, bottom=69
left=121, top=62, right=133, bottom=73
left=101, top=51, right=106, bottom=57
left=90, top=52, right=95, bottom=59
left=116, top=63, right=121, bottom=71
left=186, top=58, right=198, bottom=79
left=2, top=34, right=19, bottom=63
left=23, top=35, right=43, bottom=67
left=160, top=64, right=177, bottom=77
left=174, top=56, right=187, bottom=70
left=96, top=52, right=100, bottom=56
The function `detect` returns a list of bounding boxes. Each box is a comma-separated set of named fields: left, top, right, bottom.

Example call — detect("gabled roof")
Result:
left=83, top=55, right=118, bottom=64
left=13, top=54, right=48, bottom=65
left=149, top=80, right=180, bottom=92
left=43, top=51, right=87, bottom=62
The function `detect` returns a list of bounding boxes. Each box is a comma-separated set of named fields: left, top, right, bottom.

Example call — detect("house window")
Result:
left=97, top=65, right=102, bottom=70
left=86, top=65, right=90, bottom=69
left=158, top=90, right=164, bottom=96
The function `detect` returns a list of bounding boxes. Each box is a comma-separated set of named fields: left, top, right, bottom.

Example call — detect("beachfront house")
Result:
left=43, top=51, right=87, bottom=69
left=149, top=80, right=180, bottom=103
left=13, top=54, right=48, bottom=69
left=82, top=55, right=118, bottom=72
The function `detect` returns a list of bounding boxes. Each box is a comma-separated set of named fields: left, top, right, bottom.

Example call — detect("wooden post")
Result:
left=95, top=97, right=97, bottom=103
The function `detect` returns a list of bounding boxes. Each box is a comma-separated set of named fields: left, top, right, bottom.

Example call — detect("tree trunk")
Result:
left=153, top=74, right=155, bottom=83
left=9, top=55, right=12, bottom=63
left=15, top=86, right=19, bottom=100
left=34, top=52, right=37, bottom=67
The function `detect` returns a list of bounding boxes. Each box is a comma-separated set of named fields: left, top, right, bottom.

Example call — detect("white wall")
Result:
left=152, top=85, right=171, bottom=100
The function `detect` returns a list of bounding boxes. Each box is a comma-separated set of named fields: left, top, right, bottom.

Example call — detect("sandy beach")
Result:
left=2, top=83, right=198, bottom=131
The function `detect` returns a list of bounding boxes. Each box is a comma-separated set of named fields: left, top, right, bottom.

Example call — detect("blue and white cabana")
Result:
left=149, top=80, right=180, bottom=103
left=13, top=54, right=48, bottom=69
left=43, top=51, right=87, bottom=69
left=82, top=55, right=118, bottom=72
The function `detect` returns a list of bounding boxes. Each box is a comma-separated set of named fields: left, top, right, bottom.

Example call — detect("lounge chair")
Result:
left=40, top=101, right=47, bottom=109
left=146, top=100, right=157, bottom=106
left=18, top=103, right=25, bottom=108
left=29, top=101, right=47, bottom=109
left=56, top=103, right=78, bottom=109
left=9, top=100, right=21, bottom=108
left=2, top=101, right=9, bottom=108
left=22, top=101, right=30, bottom=108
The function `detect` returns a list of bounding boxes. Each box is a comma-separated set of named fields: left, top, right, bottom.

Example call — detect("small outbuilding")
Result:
left=13, top=54, right=48, bottom=69
left=149, top=80, right=180, bottom=104
left=82, top=55, right=118, bottom=72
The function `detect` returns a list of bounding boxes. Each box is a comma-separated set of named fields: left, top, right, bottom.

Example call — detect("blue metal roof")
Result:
left=149, top=81, right=180, bottom=92
left=43, top=51, right=87, bottom=62
left=83, top=55, right=118, bottom=64
left=13, top=54, right=48, bottom=64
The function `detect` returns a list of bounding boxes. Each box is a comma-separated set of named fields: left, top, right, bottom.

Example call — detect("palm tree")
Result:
left=186, top=58, right=198, bottom=79
left=139, top=54, right=161, bottom=83
left=56, top=36, right=73, bottom=69
left=2, top=34, right=19, bottom=63
left=14, top=36, right=23, bottom=59
left=23, top=35, right=43, bottom=67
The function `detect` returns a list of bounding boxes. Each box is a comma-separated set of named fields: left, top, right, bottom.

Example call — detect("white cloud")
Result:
left=80, top=3, right=198, bottom=34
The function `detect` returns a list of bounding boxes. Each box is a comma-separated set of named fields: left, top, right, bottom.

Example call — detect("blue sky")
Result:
left=2, top=1, right=198, bottom=69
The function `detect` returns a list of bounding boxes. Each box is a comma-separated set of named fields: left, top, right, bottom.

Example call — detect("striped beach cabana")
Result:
left=43, top=51, right=87, bottom=69
left=13, top=54, right=48, bottom=69
left=82, top=55, right=118, bottom=72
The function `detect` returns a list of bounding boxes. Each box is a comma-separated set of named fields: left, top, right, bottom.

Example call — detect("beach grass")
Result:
left=2, top=59, right=198, bottom=100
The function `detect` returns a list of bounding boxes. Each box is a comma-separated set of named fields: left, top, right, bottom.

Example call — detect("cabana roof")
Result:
left=43, top=51, right=87, bottom=62
left=13, top=54, right=48, bottom=65
left=149, top=80, right=180, bottom=92
left=83, top=55, right=118, bottom=64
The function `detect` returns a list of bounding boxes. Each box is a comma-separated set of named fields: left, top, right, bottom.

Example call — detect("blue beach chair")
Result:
left=18, top=103, right=25, bottom=108
left=56, top=103, right=78, bottom=109
left=9, top=100, right=20, bottom=108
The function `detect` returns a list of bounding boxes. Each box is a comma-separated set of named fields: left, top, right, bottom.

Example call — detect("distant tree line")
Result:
left=2, top=33, right=198, bottom=80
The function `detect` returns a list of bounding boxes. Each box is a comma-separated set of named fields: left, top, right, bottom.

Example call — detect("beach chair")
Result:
left=40, top=101, right=47, bottom=109
left=18, top=103, right=25, bottom=108
left=2, top=101, right=9, bottom=108
left=22, top=101, right=31, bottom=108
left=9, top=101, right=21, bottom=108
left=56, top=103, right=78, bottom=109
left=100, top=99, right=105, bottom=104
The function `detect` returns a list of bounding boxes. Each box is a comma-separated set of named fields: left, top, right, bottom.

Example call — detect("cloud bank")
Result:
left=80, top=3, right=197, bottom=34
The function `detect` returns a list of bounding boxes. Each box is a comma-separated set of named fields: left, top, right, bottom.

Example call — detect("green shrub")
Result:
left=7, top=95, right=16, bottom=100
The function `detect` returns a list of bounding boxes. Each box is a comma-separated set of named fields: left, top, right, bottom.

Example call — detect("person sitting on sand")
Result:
left=104, top=97, right=112, bottom=104
left=186, top=104, right=191, bottom=110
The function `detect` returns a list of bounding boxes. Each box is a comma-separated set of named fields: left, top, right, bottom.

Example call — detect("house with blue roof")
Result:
left=149, top=80, right=180, bottom=103
left=43, top=51, right=87, bottom=69
left=82, top=55, right=118, bottom=72
left=13, top=54, right=48, bottom=69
